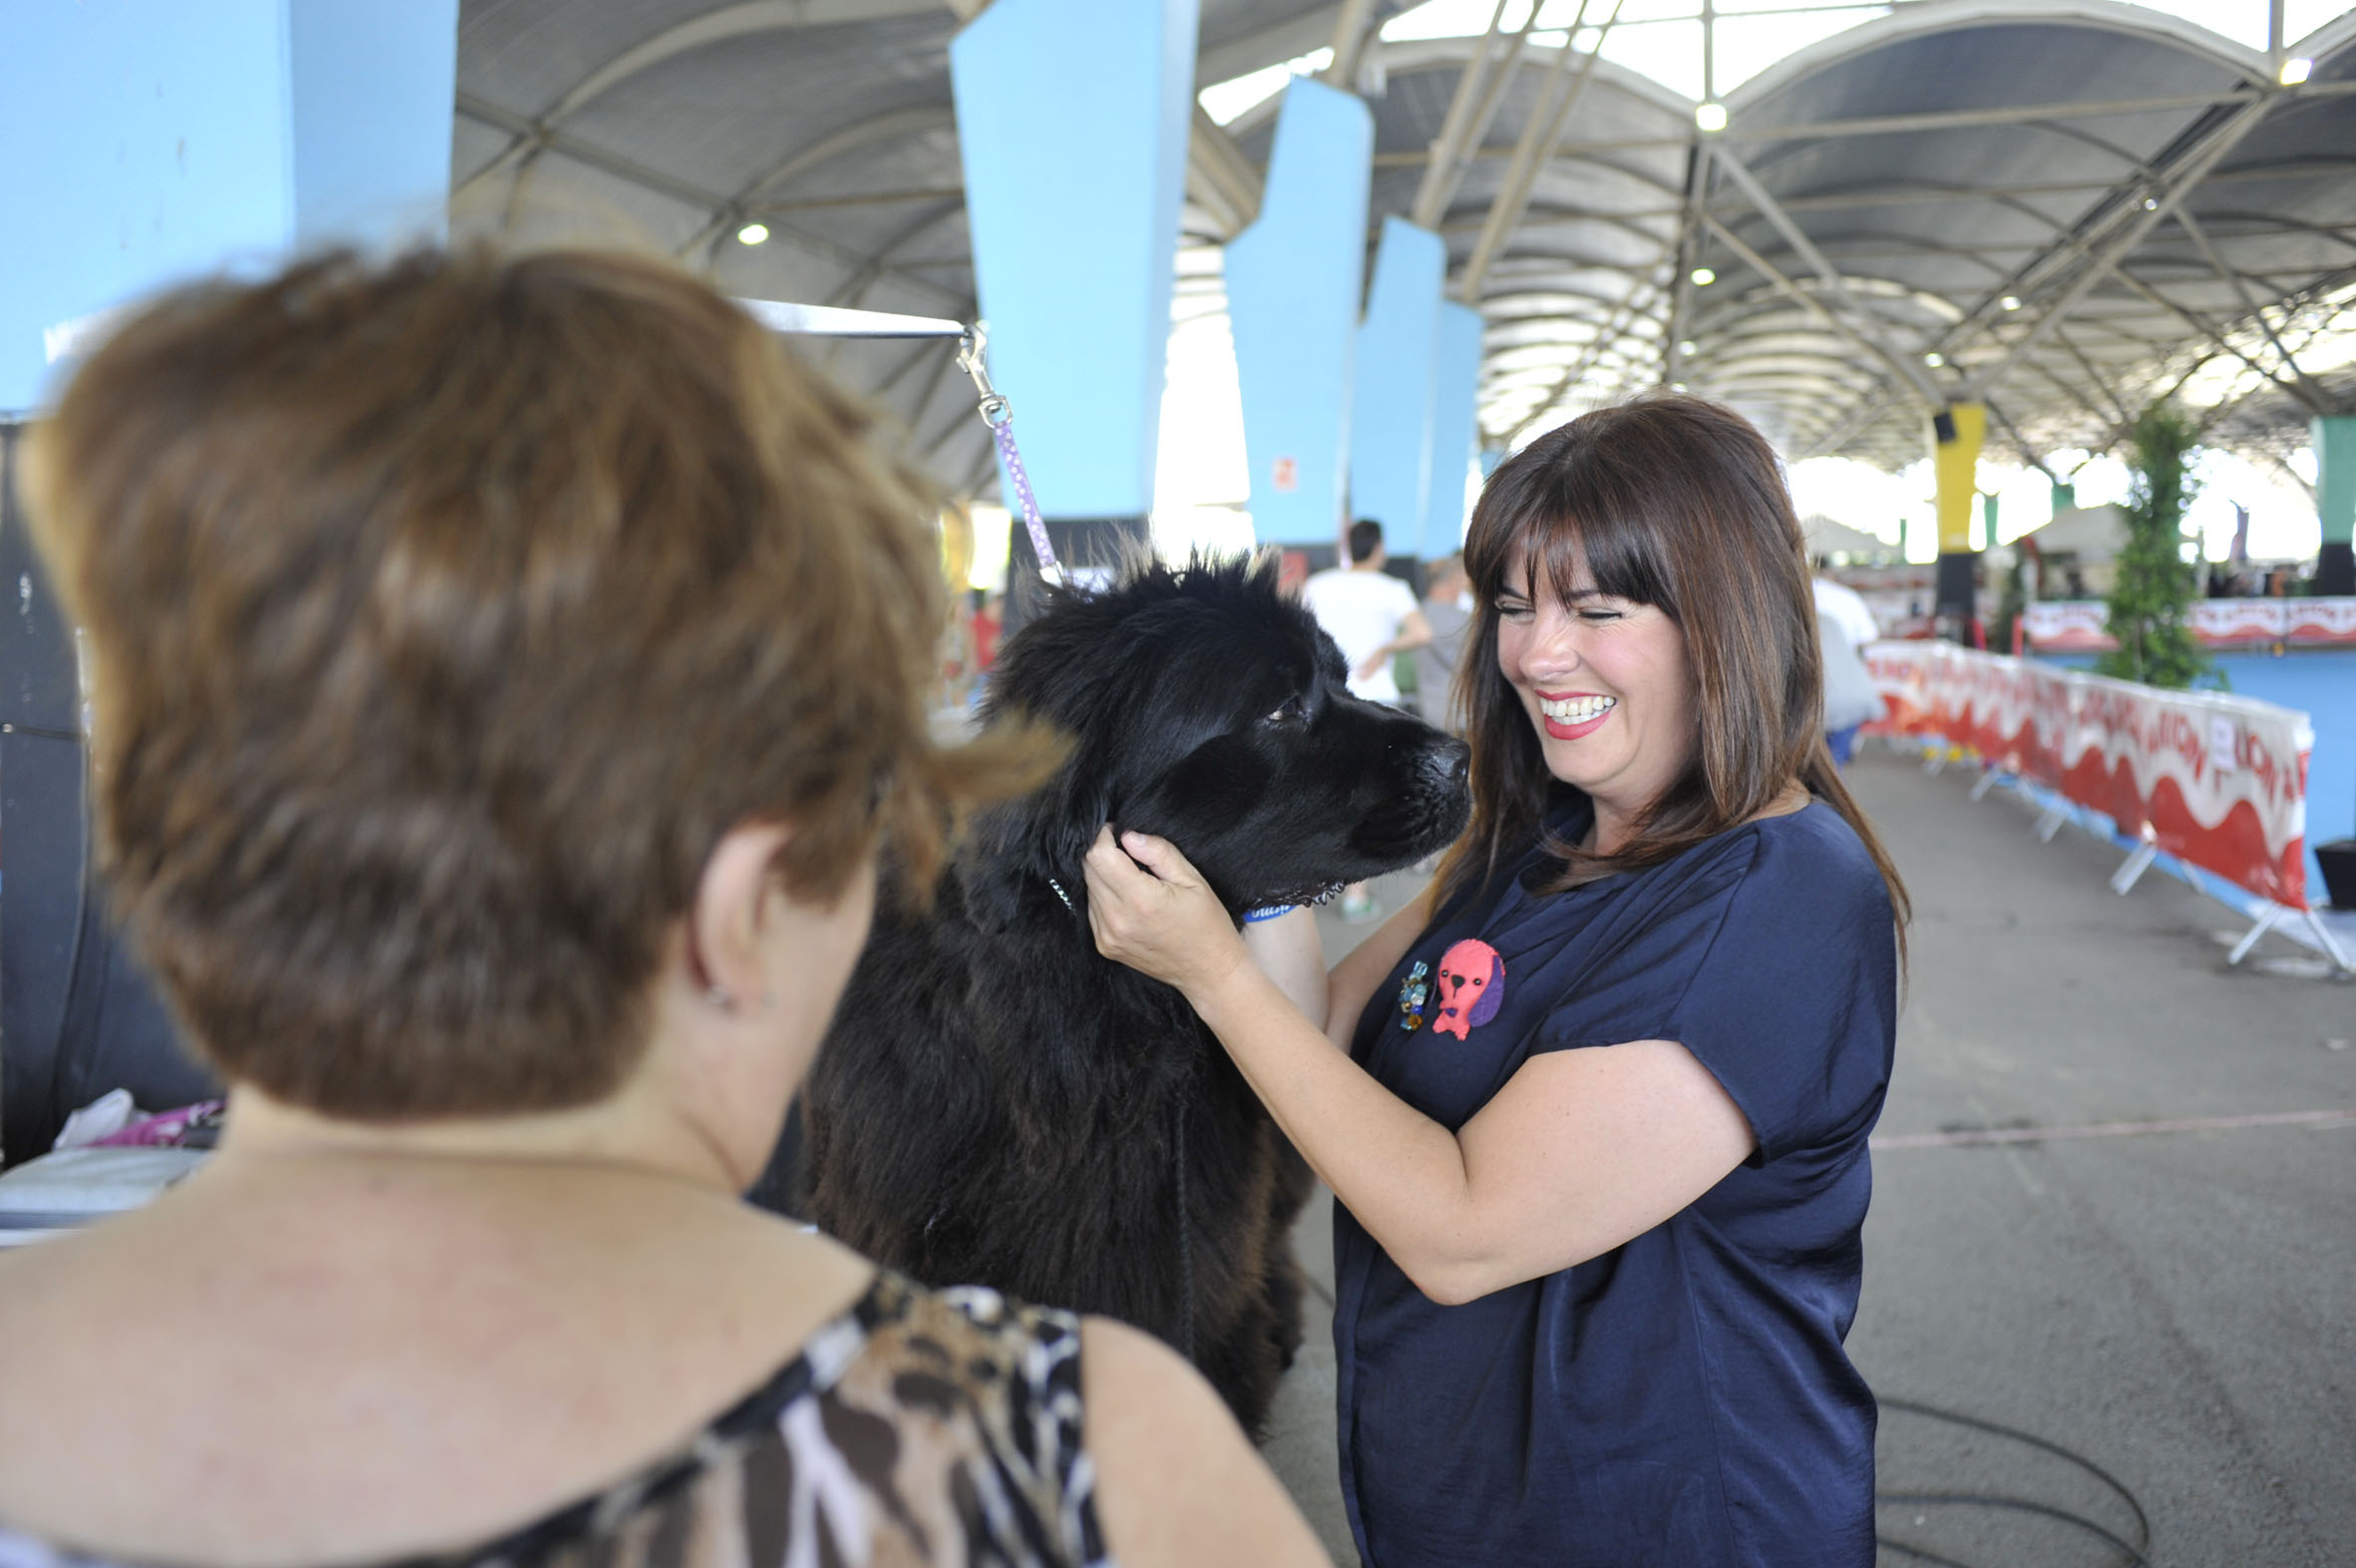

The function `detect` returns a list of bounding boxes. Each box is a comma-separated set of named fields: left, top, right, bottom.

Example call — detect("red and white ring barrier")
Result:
left=1862, top=642, right=2314, bottom=910
left=2022, top=597, right=2356, bottom=652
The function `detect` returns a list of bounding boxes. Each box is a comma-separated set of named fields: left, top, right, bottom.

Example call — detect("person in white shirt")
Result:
left=1811, top=571, right=1880, bottom=651
left=1302, top=521, right=1434, bottom=920
left=1811, top=570, right=1884, bottom=767
left=1302, top=521, right=1432, bottom=706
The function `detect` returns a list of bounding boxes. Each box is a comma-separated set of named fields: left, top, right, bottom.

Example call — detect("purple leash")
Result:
left=961, top=327, right=1058, bottom=579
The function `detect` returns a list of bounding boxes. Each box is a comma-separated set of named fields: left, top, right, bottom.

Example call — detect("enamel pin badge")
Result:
left=1429, top=939, right=1504, bottom=1039
left=1397, top=961, right=1430, bottom=1031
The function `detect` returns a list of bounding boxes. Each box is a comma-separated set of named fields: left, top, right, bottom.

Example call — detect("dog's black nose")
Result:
left=1426, top=737, right=1471, bottom=788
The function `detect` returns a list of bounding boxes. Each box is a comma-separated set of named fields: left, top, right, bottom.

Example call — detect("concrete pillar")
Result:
left=2313, top=415, right=2355, bottom=595
left=1418, top=302, right=1484, bottom=557
left=950, top=0, right=1197, bottom=593
left=2, top=0, right=459, bottom=415
left=1931, top=402, right=1987, bottom=639
left=1349, top=216, right=1447, bottom=571
left=1227, top=80, right=1374, bottom=556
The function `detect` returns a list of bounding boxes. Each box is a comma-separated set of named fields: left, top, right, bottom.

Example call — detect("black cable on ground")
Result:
left=1873, top=1396, right=2152, bottom=1568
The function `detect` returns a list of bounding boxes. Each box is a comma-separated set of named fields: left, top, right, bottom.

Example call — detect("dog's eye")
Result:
left=1263, top=695, right=1308, bottom=725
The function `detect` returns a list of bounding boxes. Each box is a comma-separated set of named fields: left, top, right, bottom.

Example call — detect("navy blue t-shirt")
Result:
left=1334, top=793, right=1897, bottom=1567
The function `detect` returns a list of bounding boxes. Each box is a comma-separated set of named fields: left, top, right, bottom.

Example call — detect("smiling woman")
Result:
left=1083, top=392, right=1913, bottom=1567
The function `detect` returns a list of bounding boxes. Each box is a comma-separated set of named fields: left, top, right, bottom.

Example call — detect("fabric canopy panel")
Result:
left=951, top=0, right=1199, bottom=520
left=1228, top=78, right=1374, bottom=548
left=1350, top=215, right=1446, bottom=553
left=3, top=0, right=457, bottom=415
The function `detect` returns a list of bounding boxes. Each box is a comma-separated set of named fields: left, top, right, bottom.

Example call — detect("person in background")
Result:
left=1818, top=611, right=1885, bottom=767
left=0, top=247, right=1328, bottom=1568
left=1812, top=564, right=1881, bottom=651
left=1303, top=520, right=1432, bottom=706
left=1303, top=520, right=1432, bottom=921
left=968, top=586, right=1005, bottom=712
left=1412, top=552, right=1474, bottom=735
left=1085, top=395, right=1906, bottom=1567
left=1811, top=568, right=1884, bottom=766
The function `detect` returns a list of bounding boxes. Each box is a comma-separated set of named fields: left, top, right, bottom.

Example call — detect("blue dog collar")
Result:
left=1243, top=905, right=1299, bottom=924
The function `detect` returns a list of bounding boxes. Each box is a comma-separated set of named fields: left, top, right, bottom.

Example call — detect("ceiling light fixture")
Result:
left=2142, top=196, right=2159, bottom=210
left=2000, top=295, right=2022, bottom=311
left=1691, top=267, right=1716, bottom=286
left=1695, top=102, right=1729, bottom=134
left=737, top=222, right=770, bottom=245
left=1923, top=351, right=1945, bottom=367
left=1678, top=340, right=1699, bottom=356
left=2281, top=57, right=2313, bottom=86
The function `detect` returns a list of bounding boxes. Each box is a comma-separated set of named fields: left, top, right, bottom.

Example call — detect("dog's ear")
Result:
left=953, top=758, right=1111, bottom=934
left=1024, top=758, right=1113, bottom=889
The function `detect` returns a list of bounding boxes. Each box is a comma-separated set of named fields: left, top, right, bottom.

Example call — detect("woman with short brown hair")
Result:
left=1089, top=395, right=1908, bottom=1565
left=0, top=248, right=1327, bottom=1568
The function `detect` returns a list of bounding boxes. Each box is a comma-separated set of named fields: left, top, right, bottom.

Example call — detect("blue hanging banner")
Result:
left=1226, top=80, right=1374, bottom=548
left=1348, top=217, right=1447, bottom=554
left=1420, top=301, right=1485, bottom=554
left=0, top=0, right=458, bottom=415
left=951, top=0, right=1198, bottom=522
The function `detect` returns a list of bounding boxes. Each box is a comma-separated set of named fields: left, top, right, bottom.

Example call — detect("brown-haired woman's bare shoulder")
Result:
left=1081, top=1318, right=1332, bottom=1567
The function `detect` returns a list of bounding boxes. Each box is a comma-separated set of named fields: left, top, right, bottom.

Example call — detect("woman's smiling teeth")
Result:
left=1540, top=694, right=1617, bottom=723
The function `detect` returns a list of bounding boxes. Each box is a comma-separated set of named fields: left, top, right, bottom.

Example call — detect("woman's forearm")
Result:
left=1239, top=907, right=1328, bottom=1030
left=1184, top=962, right=1490, bottom=1305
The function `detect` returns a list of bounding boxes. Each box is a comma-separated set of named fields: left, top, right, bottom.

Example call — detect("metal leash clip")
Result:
left=958, top=325, right=1012, bottom=429
left=958, top=322, right=1059, bottom=580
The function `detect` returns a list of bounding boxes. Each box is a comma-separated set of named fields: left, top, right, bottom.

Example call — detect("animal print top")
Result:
left=0, top=1271, right=1112, bottom=1568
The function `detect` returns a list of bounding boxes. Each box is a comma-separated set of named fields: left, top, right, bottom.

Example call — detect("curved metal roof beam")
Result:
left=815, top=196, right=969, bottom=306
left=2176, top=206, right=2356, bottom=264
left=1737, top=227, right=2017, bottom=291
left=546, top=0, right=943, bottom=126
left=1376, top=33, right=1697, bottom=125
left=1725, top=0, right=2271, bottom=114
left=458, top=0, right=948, bottom=196
left=676, top=104, right=958, bottom=257
left=1464, top=217, right=1676, bottom=271
left=1701, top=356, right=1882, bottom=390
left=2294, top=7, right=2356, bottom=61
left=1482, top=286, right=1644, bottom=315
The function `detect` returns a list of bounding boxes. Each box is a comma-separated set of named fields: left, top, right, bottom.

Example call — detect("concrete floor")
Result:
left=1260, top=749, right=2356, bottom=1567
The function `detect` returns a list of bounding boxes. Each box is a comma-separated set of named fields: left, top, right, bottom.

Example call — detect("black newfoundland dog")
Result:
left=771, top=554, right=1470, bottom=1429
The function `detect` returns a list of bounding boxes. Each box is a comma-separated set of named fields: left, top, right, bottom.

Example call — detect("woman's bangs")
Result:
left=1491, top=492, right=1673, bottom=617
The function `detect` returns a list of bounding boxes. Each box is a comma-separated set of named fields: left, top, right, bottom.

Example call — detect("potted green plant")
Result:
left=2097, top=403, right=2213, bottom=689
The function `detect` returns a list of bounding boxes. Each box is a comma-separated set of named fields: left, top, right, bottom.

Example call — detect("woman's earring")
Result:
left=705, top=984, right=736, bottom=1013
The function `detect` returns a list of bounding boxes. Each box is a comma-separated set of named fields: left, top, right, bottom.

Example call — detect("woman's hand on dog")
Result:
left=1083, top=826, right=1250, bottom=999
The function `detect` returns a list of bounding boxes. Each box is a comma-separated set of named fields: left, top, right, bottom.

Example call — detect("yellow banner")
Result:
left=1932, top=402, right=1985, bottom=555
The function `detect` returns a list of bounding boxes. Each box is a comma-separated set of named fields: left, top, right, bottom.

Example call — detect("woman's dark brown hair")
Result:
left=1433, top=394, right=1909, bottom=948
left=26, top=246, right=1050, bottom=1120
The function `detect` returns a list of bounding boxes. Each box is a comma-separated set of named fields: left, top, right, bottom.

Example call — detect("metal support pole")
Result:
left=1411, top=0, right=1527, bottom=232
left=1322, top=0, right=1380, bottom=91
left=2299, top=911, right=2353, bottom=975
left=1459, top=4, right=1625, bottom=302
left=2111, top=841, right=2160, bottom=897
left=2227, top=903, right=2282, bottom=964
left=1963, top=96, right=2276, bottom=403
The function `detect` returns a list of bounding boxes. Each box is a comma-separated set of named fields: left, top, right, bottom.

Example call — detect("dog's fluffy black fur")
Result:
left=769, top=554, right=1469, bottom=1429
